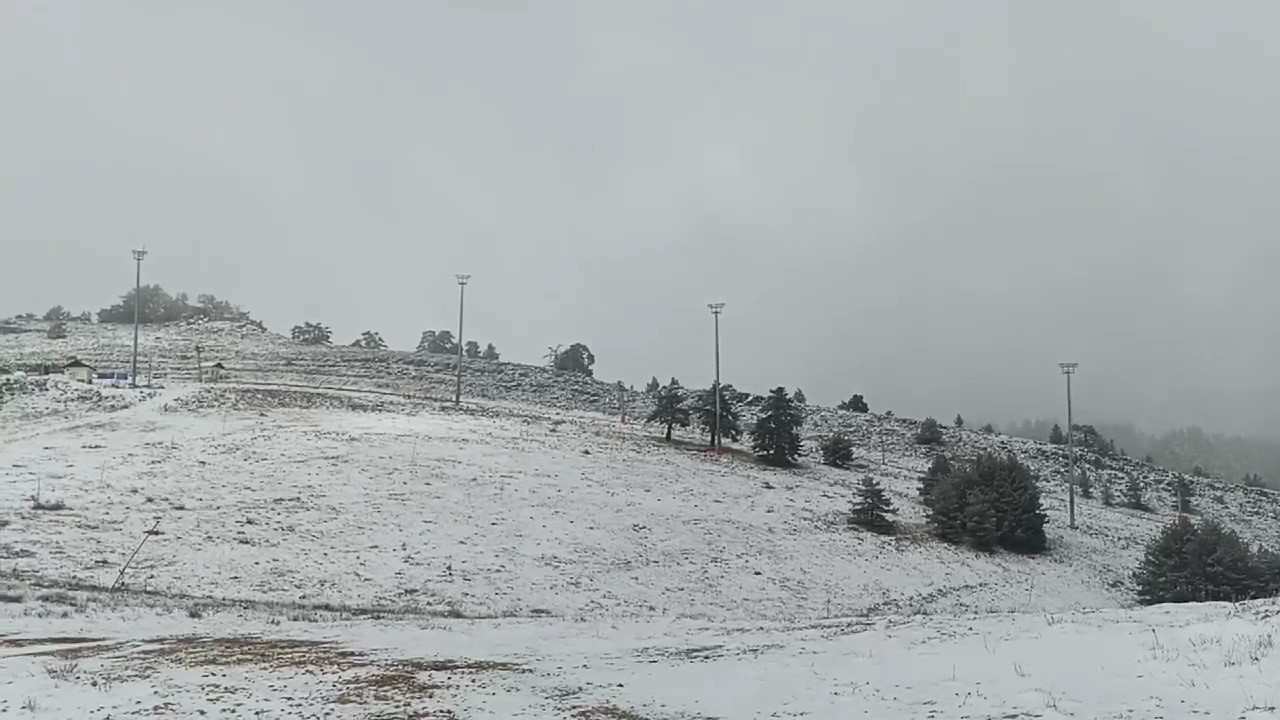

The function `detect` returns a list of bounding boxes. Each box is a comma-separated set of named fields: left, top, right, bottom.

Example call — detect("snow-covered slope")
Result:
left=0, top=318, right=635, bottom=414
left=3, top=594, right=1279, bottom=719
left=4, top=320, right=1280, bottom=717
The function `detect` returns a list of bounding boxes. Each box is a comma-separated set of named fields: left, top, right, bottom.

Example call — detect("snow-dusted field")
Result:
left=0, top=380, right=1198, bottom=621
left=5, top=322, right=1280, bottom=716
left=2, top=593, right=1279, bottom=718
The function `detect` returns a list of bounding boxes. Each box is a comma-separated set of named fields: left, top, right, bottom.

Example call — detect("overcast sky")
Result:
left=2, top=2, right=1278, bottom=436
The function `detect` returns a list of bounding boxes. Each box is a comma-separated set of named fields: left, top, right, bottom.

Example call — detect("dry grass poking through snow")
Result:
left=0, top=633, right=523, bottom=717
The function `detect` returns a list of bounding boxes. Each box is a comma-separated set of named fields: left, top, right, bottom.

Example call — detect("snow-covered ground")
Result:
left=2, top=593, right=1279, bottom=718
left=4, top=321, right=1280, bottom=716
left=0, top=382, right=1193, bottom=621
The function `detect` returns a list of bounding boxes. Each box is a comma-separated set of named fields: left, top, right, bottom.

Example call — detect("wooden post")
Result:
left=195, top=343, right=203, bottom=383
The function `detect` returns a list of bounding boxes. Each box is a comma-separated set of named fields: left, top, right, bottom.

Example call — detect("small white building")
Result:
left=63, top=359, right=95, bottom=384
left=202, top=362, right=227, bottom=382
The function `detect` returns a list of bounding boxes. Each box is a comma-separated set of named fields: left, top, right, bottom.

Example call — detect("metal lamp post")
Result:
left=1059, top=362, right=1079, bottom=529
left=130, top=249, right=148, bottom=388
left=708, top=303, right=725, bottom=453
left=454, top=274, right=470, bottom=405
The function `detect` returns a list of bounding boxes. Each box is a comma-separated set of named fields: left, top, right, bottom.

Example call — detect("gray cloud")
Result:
left=2, top=2, right=1278, bottom=436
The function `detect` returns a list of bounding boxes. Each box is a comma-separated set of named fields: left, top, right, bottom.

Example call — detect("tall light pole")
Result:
left=130, top=249, right=148, bottom=388
left=1059, top=362, right=1079, bottom=529
left=454, top=274, right=470, bottom=405
left=708, top=303, right=725, bottom=453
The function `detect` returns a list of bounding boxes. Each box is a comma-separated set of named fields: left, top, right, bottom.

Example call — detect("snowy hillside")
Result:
left=0, top=318, right=637, bottom=414
left=4, top=321, right=1280, bottom=717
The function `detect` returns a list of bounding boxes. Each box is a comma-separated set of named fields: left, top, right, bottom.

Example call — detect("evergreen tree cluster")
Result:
left=1049, top=423, right=1066, bottom=445
left=693, top=383, right=743, bottom=447
left=42, top=305, right=71, bottom=322
left=915, top=417, right=944, bottom=445
left=1134, top=516, right=1280, bottom=604
left=1122, top=474, right=1150, bottom=511
left=291, top=322, right=332, bottom=345
left=921, top=452, right=1048, bottom=554
left=350, top=330, right=387, bottom=350
left=98, top=288, right=258, bottom=326
left=643, top=378, right=746, bottom=447
left=545, top=343, right=595, bottom=375
left=836, top=394, right=869, bottom=413
left=418, top=330, right=499, bottom=360
left=820, top=433, right=855, bottom=469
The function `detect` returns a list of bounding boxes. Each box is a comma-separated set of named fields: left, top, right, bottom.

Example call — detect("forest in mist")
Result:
left=998, top=418, right=1280, bottom=488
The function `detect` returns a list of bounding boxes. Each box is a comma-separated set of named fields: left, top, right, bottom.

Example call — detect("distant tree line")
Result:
left=1006, top=417, right=1278, bottom=489
left=417, top=330, right=499, bottom=360
left=95, top=287, right=261, bottom=327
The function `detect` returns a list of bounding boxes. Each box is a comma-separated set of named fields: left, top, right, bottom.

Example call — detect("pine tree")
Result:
left=417, top=330, right=458, bottom=354
left=1122, top=475, right=1149, bottom=511
left=645, top=376, right=661, bottom=395
left=291, top=322, right=332, bottom=345
left=980, top=423, right=996, bottom=434
left=1100, top=478, right=1115, bottom=506
left=1077, top=467, right=1093, bottom=499
left=464, top=340, right=481, bottom=359
left=553, top=342, right=595, bottom=375
left=481, top=343, right=500, bottom=361
left=820, top=433, right=855, bottom=469
left=926, top=453, right=1047, bottom=554
left=351, top=330, right=387, bottom=350
left=1134, top=515, right=1199, bottom=604
left=1144, top=454, right=1155, bottom=464
left=646, top=380, right=691, bottom=441
left=793, top=388, right=807, bottom=405
left=918, top=453, right=952, bottom=506
left=837, top=394, right=869, bottom=413
left=46, top=321, right=68, bottom=340
left=1049, top=424, right=1065, bottom=445
left=1192, top=465, right=1206, bottom=478
left=915, top=417, right=944, bottom=445
left=1134, top=517, right=1274, bottom=605
left=989, top=454, right=1048, bottom=554
left=849, top=476, right=897, bottom=534
left=954, top=414, right=964, bottom=428
left=692, top=384, right=743, bottom=447
left=1174, top=476, right=1193, bottom=514
left=928, top=476, right=968, bottom=544
left=962, top=489, right=999, bottom=551
left=750, top=386, right=804, bottom=467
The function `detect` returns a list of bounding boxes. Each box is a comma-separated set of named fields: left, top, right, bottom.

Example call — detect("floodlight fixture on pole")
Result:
left=454, top=274, right=471, bottom=406
left=130, top=248, right=148, bottom=389
left=708, top=303, right=725, bottom=453
left=1059, top=362, right=1079, bottom=529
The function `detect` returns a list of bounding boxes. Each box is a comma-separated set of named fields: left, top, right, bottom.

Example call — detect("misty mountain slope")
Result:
left=4, top=377, right=1279, bottom=626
